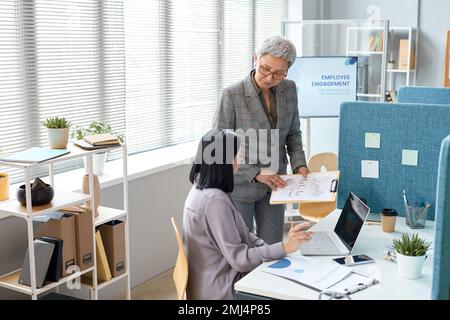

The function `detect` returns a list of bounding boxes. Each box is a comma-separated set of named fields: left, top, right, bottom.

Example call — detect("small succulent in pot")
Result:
left=41, top=117, right=71, bottom=149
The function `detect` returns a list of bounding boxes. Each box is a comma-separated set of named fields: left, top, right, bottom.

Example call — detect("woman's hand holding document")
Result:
left=269, top=171, right=340, bottom=204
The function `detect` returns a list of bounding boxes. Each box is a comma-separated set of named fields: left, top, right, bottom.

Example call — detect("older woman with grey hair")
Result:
left=213, top=35, right=309, bottom=244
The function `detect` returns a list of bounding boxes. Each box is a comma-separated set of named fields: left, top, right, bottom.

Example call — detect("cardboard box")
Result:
left=74, top=210, right=94, bottom=271
left=34, top=213, right=77, bottom=277
left=60, top=206, right=94, bottom=271
left=398, top=39, right=415, bottom=70
left=99, top=220, right=126, bottom=277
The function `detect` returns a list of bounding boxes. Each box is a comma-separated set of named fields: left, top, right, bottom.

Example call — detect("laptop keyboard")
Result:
left=300, top=231, right=340, bottom=254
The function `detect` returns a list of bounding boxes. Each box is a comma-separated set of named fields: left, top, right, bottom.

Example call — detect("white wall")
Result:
left=290, top=0, right=450, bottom=159
left=417, top=0, right=450, bottom=87
left=323, top=0, right=449, bottom=87
left=0, top=164, right=191, bottom=299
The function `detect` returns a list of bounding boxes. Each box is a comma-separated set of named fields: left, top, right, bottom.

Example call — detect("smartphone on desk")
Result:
left=333, top=254, right=374, bottom=266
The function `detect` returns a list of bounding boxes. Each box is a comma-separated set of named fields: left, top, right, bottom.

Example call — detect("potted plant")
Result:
left=41, top=117, right=71, bottom=149
left=71, top=121, right=124, bottom=175
left=392, top=233, right=431, bottom=279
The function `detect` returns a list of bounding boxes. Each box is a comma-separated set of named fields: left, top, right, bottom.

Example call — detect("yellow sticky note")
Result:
left=365, top=133, right=380, bottom=149
left=402, top=150, right=418, bottom=166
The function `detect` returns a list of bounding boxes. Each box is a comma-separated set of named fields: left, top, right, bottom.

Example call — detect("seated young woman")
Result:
left=183, top=128, right=312, bottom=300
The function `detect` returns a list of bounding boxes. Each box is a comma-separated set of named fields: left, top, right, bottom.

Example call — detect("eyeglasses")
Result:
left=258, top=65, right=287, bottom=80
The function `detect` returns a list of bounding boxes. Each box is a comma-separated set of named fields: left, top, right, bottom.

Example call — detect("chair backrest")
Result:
left=432, top=135, right=450, bottom=300
left=171, top=217, right=188, bottom=300
left=299, top=152, right=338, bottom=222
left=307, top=152, right=338, bottom=172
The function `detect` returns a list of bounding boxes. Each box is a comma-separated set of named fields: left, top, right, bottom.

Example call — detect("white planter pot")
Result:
left=396, top=252, right=426, bottom=279
left=47, top=128, right=69, bottom=149
left=84, top=152, right=107, bottom=175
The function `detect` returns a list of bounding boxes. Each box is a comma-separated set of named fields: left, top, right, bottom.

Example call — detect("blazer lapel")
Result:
left=244, top=73, right=271, bottom=131
left=275, top=80, right=290, bottom=129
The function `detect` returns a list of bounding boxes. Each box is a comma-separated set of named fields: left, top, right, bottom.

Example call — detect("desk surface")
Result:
left=235, top=210, right=435, bottom=300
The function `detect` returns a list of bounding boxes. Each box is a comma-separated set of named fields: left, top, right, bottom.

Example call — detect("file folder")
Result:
left=85, top=230, right=112, bottom=282
left=37, top=236, right=63, bottom=282
left=19, top=239, right=55, bottom=288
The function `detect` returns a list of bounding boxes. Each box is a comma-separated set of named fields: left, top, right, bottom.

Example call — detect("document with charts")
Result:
left=269, top=171, right=339, bottom=204
left=263, top=254, right=352, bottom=291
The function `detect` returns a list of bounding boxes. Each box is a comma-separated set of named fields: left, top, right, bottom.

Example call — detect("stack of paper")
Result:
left=269, top=171, right=339, bottom=204
left=263, top=254, right=352, bottom=291
left=263, top=254, right=379, bottom=296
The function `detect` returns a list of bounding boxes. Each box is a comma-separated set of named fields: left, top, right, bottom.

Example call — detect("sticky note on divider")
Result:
left=402, top=150, right=418, bottom=166
left=365, top=133, right=380, bottom=149
left=361, top=160, right=379, bottom=179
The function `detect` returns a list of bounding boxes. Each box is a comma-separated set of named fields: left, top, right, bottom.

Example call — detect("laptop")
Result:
left=299, top=192, right=370, bottom=256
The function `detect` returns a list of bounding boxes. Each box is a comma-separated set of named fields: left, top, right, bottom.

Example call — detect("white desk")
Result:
left=235, top=210, right=435, bottom=300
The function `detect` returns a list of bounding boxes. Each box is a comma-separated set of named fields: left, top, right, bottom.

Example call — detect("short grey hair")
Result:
left=255, top=36, right=297, bottom=68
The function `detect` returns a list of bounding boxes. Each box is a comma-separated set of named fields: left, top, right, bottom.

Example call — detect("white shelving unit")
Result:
left=386, top=27, right=417, bottom=91
left=0, top=143, right=130, bottom=300
left=346, top=23, right=389, bottom=102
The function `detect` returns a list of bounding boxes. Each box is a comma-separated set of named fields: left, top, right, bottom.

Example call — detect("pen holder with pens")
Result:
left=404, top=203, right=429, bottom=229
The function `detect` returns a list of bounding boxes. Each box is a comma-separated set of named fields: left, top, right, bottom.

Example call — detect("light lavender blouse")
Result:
left=182, top=186, right=286, bottom=300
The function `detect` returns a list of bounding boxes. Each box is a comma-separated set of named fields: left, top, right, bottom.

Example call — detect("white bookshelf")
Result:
left=0, top=143, right=130, bottom=300
left=346, top=22, right=389, bottom=102
left=387, top=27, right=418, bottom=92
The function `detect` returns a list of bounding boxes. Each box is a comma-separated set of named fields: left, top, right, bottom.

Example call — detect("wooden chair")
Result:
left=299, top=152, right=338, bottom=222
left=171, top=217, right=188, bottom=300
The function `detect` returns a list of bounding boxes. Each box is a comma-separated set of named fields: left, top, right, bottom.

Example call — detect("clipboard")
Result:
left=268, top=271, right=378, bottom=298
left=269, top=171, right=340, bottom=205
left=324, top=271, right=379, bottom=296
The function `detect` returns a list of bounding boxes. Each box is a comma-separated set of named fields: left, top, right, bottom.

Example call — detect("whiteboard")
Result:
left=287, top=57, right=358, bottom=118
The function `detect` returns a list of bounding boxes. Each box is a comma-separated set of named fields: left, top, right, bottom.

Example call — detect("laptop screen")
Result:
left=334, top=192, right=370, bottom=251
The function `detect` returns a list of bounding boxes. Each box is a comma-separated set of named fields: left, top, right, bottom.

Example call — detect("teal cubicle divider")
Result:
left=398, top=86, right=450, bottom=105
left=432, top=135, right=450, bottom=299
left=338, top=102, right=450, bottom=220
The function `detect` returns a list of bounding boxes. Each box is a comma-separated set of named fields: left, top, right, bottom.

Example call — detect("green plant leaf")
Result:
left=70, top=120, right=124, bottom=143
left=392, top=233, right=431, bottom=256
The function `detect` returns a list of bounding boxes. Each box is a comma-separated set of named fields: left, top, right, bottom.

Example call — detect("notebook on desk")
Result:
left=73, top=139, right=120, bottom=150
left=0, top=147, right=70, bottom=163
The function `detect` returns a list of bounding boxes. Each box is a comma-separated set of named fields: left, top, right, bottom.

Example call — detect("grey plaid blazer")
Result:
left=212, top=71, right=306, bottom=202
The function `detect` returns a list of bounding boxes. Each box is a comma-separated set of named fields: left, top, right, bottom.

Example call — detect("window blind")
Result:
left=0, top=1, right=29, bottom=182
left=0, top=0, right=125, bottom=183
left=125, top=0, right=285, bottom=156
left=222, top=0, right=253, bottom=88
left=255, top=0, right=284, bottom=50
left=1, top=0, right=284, bottom=183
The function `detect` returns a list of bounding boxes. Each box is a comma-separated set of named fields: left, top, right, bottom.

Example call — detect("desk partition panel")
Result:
left=338, top=102, right=450, bottom=220
left=398, top=86, right=450, bottom=105
left=432, top=135, right=450, bottom=300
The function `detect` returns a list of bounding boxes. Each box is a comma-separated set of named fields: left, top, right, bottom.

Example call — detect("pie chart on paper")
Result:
left=267, top=258, right=291, bottom=269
